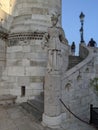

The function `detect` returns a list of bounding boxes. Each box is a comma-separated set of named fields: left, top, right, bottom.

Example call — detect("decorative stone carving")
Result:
left=8, top=32, right=44, bottom=46
left=65, top=83, right=71, bottom=91
left=77, top=71, right=82, bottom=81
left=42, top=13, right=68, bottom=73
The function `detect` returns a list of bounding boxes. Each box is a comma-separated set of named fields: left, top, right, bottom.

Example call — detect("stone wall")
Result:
left=0, top=39, right=6, bottom=78
left=0, top=39, right=47, bottom=102
left=0, top=0, right=62, bottom=103
left=0, top=9, right=8, bottom=29
left=61, top=44, right=98, bottom=130
left=10, top=0, right=61, bottom=33
left=0, top=8, right=13, bottom=31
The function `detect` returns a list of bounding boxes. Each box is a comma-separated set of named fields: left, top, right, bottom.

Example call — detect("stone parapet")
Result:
left=63, top=44, right=95, bottom=80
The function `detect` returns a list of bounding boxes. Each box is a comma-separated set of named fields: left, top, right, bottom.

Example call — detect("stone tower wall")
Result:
left=10, top=0, right=62, bottom=33
left=0, top=0, right=62, bottom=102
left=0, top=38, right=6, bottom=78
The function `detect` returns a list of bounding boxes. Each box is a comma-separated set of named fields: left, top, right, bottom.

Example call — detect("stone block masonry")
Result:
left=0, top=1, right=97, bottom=130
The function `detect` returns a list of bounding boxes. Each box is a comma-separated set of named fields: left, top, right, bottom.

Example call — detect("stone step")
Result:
left=27, top=99, right=44, bottom=113
left=21, top=92, right=44, bottom=122
left=21, top=102, right=43, bottom=121
left=68, top=56, right=83, bottom=69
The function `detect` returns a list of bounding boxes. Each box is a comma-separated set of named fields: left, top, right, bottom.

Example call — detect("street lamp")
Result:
left=79, top=12, right=85, bottom=43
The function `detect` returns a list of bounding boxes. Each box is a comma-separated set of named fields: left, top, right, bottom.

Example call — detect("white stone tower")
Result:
left=10, top=0, right=62, bottom=33
left=0, top=0, right=62, bottom=102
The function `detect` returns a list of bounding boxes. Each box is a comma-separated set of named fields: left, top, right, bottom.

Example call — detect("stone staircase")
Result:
left=68, top=55, right=84, bottom=69
left=21, top=92, right=44, bottom=122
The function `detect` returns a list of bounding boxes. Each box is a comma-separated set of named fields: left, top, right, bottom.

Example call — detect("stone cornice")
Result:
left=8, top=32, right=45, bottom=40
left=8, top=32, right=45, bottom=46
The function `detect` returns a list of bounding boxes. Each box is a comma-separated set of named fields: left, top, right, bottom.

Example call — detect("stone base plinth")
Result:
left=0, top=94, right=17, bottom=105
left=42, top=113, right=62, bottom=128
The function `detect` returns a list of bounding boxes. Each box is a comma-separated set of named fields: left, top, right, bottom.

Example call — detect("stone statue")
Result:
left=42, top=13, right=68, bottom=73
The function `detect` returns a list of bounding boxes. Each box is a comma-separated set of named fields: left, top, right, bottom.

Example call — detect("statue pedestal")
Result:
left=42, top=113, right=62, bottom=128
left=42, top=72, right=62, bottom=128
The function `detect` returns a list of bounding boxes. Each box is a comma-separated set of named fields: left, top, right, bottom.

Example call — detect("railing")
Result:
left=59, top=99, right=90, bottom=125
left=60, top=99, right=98, bottom=128
left=62, top=44, right=95, bottom=80
left=90, top=104, right=98, bottom=128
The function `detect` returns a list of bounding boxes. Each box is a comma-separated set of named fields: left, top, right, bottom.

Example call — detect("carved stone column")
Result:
left=42, top=72, right=62, bottom=128
left=41, top=11, right=68, bottom=128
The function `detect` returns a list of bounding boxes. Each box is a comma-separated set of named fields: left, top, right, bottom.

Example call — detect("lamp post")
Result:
left=79, top=12, right=85, bottom=43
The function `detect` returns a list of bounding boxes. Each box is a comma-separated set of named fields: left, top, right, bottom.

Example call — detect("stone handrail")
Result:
left=62, top=44, right=95, bottom=80
left=79, top=43, right=89, bottom=59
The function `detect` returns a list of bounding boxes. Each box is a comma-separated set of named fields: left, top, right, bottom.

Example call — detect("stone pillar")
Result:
left=41, top=10, right=68, bottom=128
left=42, top=72, right=62, bottom=128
